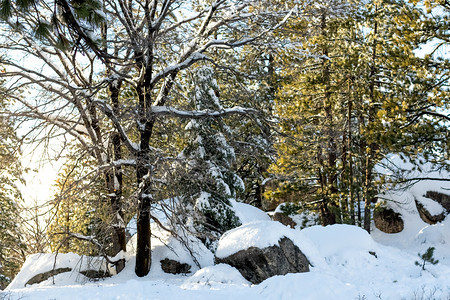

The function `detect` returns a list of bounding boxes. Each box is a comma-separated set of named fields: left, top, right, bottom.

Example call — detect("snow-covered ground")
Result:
left=4, top=161, right=450, bottom=300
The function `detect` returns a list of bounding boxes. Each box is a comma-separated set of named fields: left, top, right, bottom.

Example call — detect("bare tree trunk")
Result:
left=135, top=138, right=153, bottom=276
left=135, top=64, right=155, bottom=276
left=135, top=160, right=152, bottom=277
left=321, top=11, right=337, bottom=225
left=104, top=81, right=127, bottom=272
left=348, top=80, right=355, bottom=225
left=363, top=6, right=379, bottom=233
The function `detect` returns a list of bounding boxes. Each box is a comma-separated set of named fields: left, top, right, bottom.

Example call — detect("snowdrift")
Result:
left=6, top=163, right=450, bottom=299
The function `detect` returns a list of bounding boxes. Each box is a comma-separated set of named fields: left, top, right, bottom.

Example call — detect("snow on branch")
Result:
left=395, top=177, right=450, bottom=183
left=63, top=233, right=122, bottom=266
left=150, top=106, right=259, bottom=119
left=93, top=99, right=139, bottom=153
left=150, top=53, right=209, bottom=87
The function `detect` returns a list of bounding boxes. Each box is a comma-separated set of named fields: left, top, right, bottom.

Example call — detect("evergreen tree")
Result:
left=47, top=159, right=109, bottom=255
left=177, top=66, right=243, bottom=250
left=269, top=0, right=358, bottom=225
left=268, top=0, right=447, bottom=230
left=0, top=89, right=26, bottom=289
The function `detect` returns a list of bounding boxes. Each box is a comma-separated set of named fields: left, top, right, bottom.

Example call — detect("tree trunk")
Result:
left=135, top=158, right=152, bottom=277
left=363, top=6, right=379, bottom=233
left=344, top=78, right=355, bottom=225
left=348, top=83, right=355, bottom=225
left=321, top=11, right=337, bottom=225
left=135, top=74, right=155, bottom=276
left=363, top=157, right=373, bottom=232
left=135, top=123, right=153, bottom=276
left=319, top=199, right=336, bottom=226
left=107, top=82, right=126, bottom=273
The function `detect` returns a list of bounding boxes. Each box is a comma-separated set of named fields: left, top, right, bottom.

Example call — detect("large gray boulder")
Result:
left=25, top=268, right=72, bottom=286
left=215, top=237, right=310, bottom=284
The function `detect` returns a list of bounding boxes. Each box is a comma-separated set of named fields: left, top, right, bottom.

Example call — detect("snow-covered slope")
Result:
left=5, top=162, right=450, bottom=299
left=7, top=221, right=450, bottom=300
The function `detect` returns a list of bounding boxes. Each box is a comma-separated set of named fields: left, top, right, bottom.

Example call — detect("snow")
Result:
left=182, top=264, right=250, bottom=288
left=8, top=253, right=107, bottom=289
left=274, top=203, right=319, bottom=229
left=6, top=169, right=450, bottom=300
left=416, top=194, right=445, bottom=215
left=150, top=106, right=256, bottom=118
left=195, top=191, right=211, bottom=209
left=127, top=223, right=214, bottom=271
left=230, top=200, right=271, bottom=224
left=215, top=221, right=324, bottom=268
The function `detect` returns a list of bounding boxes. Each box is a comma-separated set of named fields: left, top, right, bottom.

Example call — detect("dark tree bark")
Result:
left=363, top=6, right=379, bottom=233
left=104, top=80, right=127, bottom=272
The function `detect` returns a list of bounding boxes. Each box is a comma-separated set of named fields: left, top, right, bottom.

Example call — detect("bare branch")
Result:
left=150, top=106, right=259, bottom=119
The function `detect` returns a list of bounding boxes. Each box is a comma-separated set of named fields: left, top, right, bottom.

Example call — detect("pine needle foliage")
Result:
left=415, top=247, right=439, bottom=270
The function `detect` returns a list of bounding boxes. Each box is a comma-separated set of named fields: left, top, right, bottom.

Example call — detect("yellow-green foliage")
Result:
left=47, top=159, right=111, bottom=256
left=267, top=0, right=448, bottom=225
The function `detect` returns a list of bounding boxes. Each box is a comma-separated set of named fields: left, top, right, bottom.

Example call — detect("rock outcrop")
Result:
left=373, top=207, right=404, bottom=234
left=79, top=269, right=111, bottom=279
left=215, top=237, right=310, bottom=284
left=414, top=191, right=450, bottom=225
left=425, top=191, right=450, bottom=212
left=415, top=199, right=445, bottom=225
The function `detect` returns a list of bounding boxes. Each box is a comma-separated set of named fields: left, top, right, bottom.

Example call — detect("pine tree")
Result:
left=415, top=247, right=439, bottom=270
left=47, top=160, right=109, bottom=255
left=0, top=89, right=26, bottom=288
left=269, top=0, right=357, bottom=225
left=177, top=66, right=243, bottom=250
left=268, top=0, right=446, bottom=231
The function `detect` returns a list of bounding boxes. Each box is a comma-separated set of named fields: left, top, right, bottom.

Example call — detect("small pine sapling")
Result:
left=415, top=247, right=439, bottom=270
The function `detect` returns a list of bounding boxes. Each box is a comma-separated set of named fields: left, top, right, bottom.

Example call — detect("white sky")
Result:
left=19, top=132, right=65, bottom=208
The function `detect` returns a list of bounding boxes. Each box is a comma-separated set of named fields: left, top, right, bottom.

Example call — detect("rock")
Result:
left=373, top=207, right=404, bottom=234
left=160, top=258, right=191, bottom=274
left=272, top=212, right=297, bottom=229
left=425, top=191, right=450, bottom=212
left=79, top=269, right=111, bottom=279
left=25, top=267, right=72, bottom=286
left=415, top=199, right=445, bottom=225
left=215, top=237, right=310, bottom=284
left=414, top=190, right=450, bottom=225
left=262, top=199, right=279, bottom=212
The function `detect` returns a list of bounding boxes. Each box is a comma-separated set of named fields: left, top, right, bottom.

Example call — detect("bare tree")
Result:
left=1, top=0, right=293, bottom=276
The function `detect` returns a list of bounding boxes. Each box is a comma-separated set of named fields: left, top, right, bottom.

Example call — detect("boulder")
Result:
left=25, top=267, right=72, bottom=286
left=272, top=212, right=297, bottom=229
left=415, top=199, right=445, bottom=225
left=425, top=191, right=450, bottom=212
left=373, top=207, right=404, bottom=234
left=160, top=258, right=191, bottom=274
left=79, top=269, right=111, bottom=279
left=262, top=199, right=279, bottom=212
left=215, top=237, right=310, bottom=284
